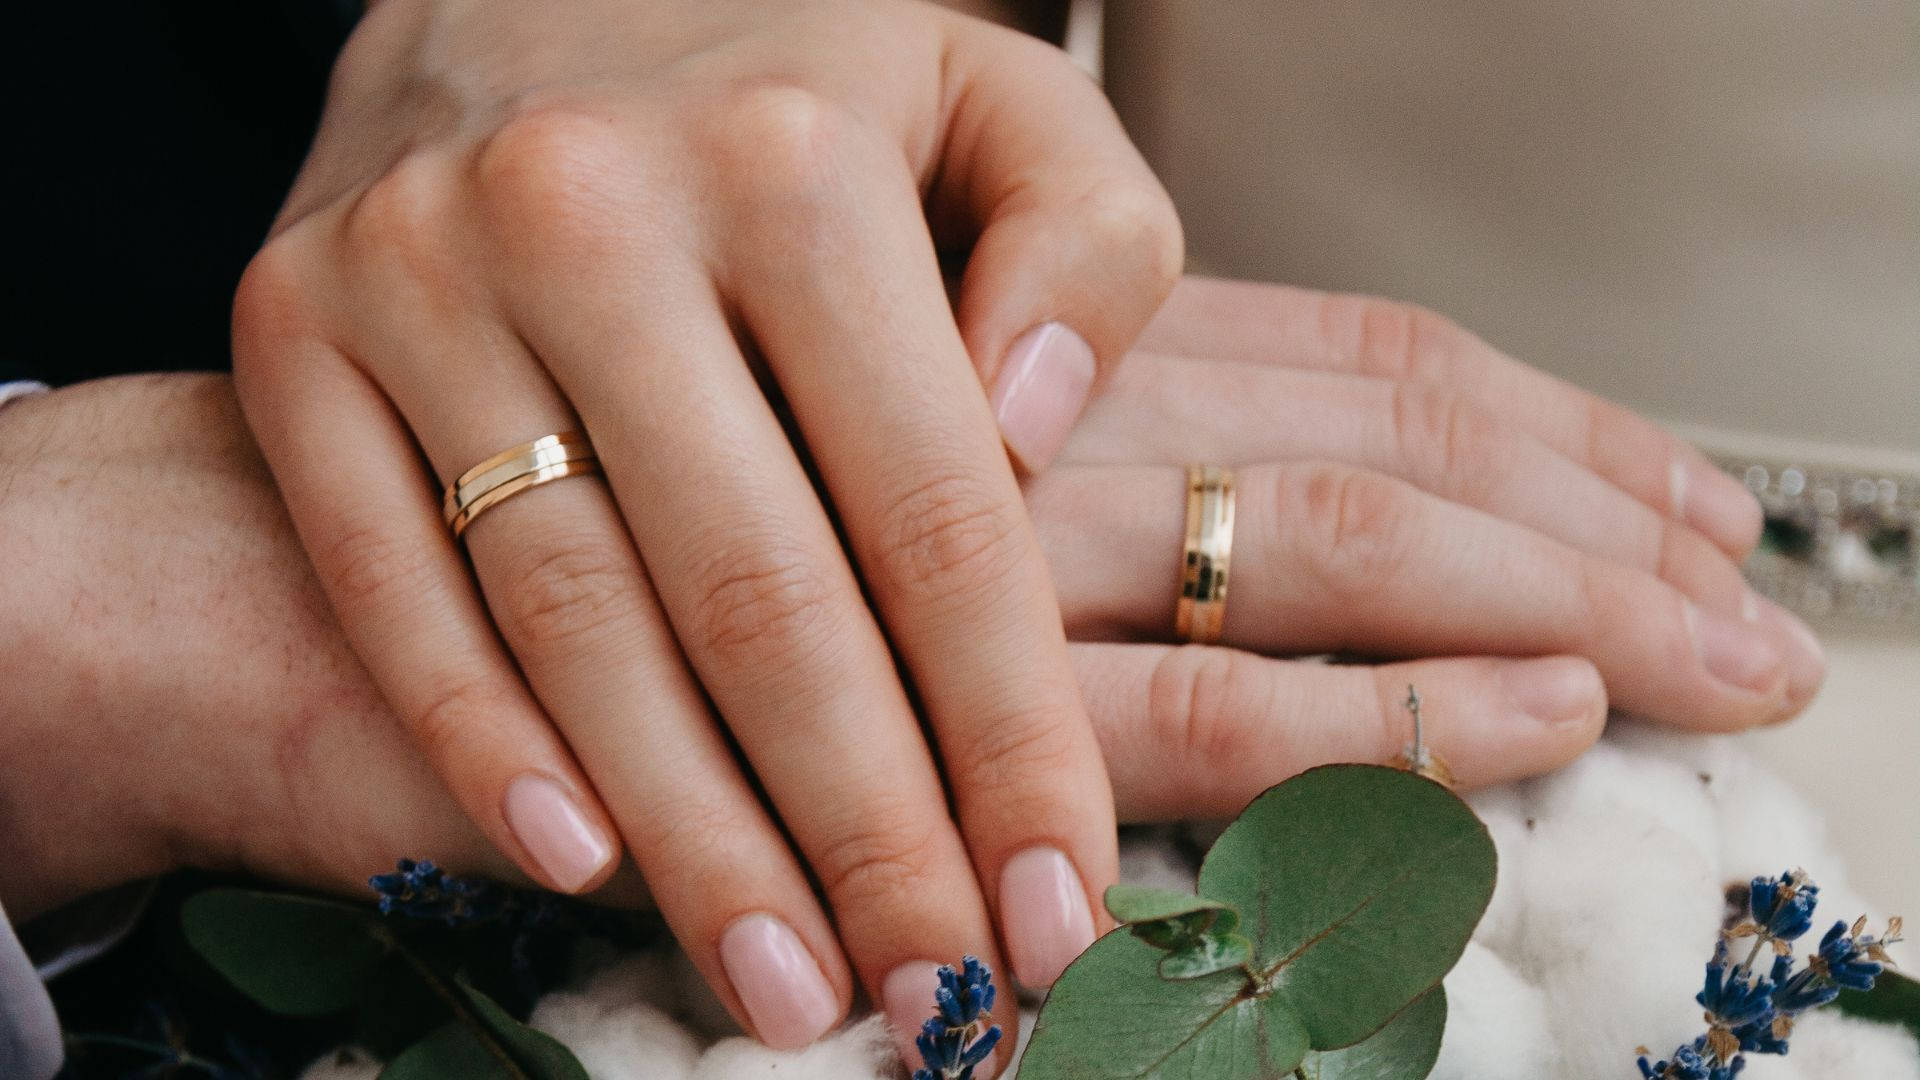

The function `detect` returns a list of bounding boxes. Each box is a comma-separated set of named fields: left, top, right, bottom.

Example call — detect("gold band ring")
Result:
left=1176, top=465, right=1236, bottom=644
left=444, top=432, right=601, bottom=538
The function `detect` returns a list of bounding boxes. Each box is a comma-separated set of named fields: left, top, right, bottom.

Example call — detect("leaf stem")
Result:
left=384, top=930, right=532, bottom=1080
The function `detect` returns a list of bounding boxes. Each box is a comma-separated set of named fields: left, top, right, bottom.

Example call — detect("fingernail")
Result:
left=719, top=914, right=840, bottom=1050
left=884, top=962, right=945, bottom=1074
left=502, top=774, right=615, bottom=893
left=1676, top=458, right=1764, bottom=552
left=999, top=846, right=1096, bottom=989
left=1755, top=596, right=1826, bottom=708
left=1501, top=656, right=1604, bottom=726
left=991, top=321, right=1096, bottom=473
left=1686, top=601, right=1787, bottom=697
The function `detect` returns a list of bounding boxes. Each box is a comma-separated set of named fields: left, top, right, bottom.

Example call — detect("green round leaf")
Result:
left=181, top=889, right=387, bottom=1016
left=1105, top=885, right=1238, bottom=930
left=1199, top=765, right=1494, bottom=1050
left=1019, top=930, right=1310, bottom=1080
left=1296, top=988, right=1447, bottom=1079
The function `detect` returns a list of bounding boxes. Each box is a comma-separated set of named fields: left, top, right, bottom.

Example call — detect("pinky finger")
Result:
left=1072, top=644, right=1609, bottom=821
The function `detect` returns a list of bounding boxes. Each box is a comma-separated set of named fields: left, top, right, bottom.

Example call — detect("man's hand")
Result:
left=0, top=375, right=526, bottom=921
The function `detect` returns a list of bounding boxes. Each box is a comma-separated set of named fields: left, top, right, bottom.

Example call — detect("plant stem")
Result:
left=385, top=930, right=531, bottom=1079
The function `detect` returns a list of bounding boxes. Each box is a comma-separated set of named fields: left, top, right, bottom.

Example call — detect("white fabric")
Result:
left=301, top=724, right=1919, bottom=1079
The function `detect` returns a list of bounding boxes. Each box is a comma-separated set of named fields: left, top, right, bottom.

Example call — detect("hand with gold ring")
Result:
left=1028, top=276, right=1827, bottom=785
left=230, top=0, right=1178, bottom=1065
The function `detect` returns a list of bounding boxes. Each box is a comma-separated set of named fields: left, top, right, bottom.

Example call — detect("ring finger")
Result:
left=1029, top=462, right=1820, bottom=728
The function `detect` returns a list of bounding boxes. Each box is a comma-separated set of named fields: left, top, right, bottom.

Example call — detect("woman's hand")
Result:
left=231, top=0, right=1181, bottom=1054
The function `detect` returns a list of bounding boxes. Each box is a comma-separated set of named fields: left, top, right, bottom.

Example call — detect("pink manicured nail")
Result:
left=1686, top=601, right=1787, bottom=697
left=1501, top=656, right=1604, bottom=727
left=719, top=914, right=840, bottom=1050
left=502, top=774, right=615, bottom=893
left=884, top=962, right=1001, bottom=1080
left=999, top=846, right=1096, bottom=989
left=991, top=322, right=1096, bottom=473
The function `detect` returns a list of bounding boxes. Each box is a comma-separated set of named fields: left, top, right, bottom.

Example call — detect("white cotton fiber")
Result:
left=297, top=1047, right=381, bottom=1080
left=689, top=1015, right=895, bottom=1080
left=1760, top=1009, right=1920, bottom=1080
left=530, top=988, right=700, bottom=1080
left=1459, top=783, right=1538, bottom=957
left=1430, top=944, right=1555, bottom=1079
left=302, top=728, right=1919, bottom=1078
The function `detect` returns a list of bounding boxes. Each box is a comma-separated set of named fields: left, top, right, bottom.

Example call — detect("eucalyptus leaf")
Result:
left=1295, top=988, right=1446, bottom=1079
left=1158, top=932, right=1254, bottom=980
left=1835, top=970, right=1920, bottom=1046
left=379, top=981, right=589, bottom=1080
left=1020, top=765, right=1495, bottom=1079
left=1020, top=930, right=1310, bottom=1080
left=383, top=1022, right=509, bottom=1080
left=181, top=889, right=389, bottom=1016
left=1199, top=765, right=1493, bottom=1050
left=1105, top=885, right=1239, bottom=929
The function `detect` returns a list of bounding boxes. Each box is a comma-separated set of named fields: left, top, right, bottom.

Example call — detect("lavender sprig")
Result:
left=1636, top=869, right=1904, bottom=1079
left=368, top=858, right=509, bottom=925
left=913, top=957, right=1004, bottom=1080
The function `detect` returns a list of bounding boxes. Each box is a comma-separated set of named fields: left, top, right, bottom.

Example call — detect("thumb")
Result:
left=932, top=21, right=1185, bottom=473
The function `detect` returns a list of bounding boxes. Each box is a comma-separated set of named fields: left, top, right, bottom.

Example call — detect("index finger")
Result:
left=1136, top=276, right=1764, bottom=558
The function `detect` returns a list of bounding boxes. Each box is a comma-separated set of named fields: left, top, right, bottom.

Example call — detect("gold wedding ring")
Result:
left=1176, top=465, right=1236, bottom=644
left=444, top=431, right=601, bottom=538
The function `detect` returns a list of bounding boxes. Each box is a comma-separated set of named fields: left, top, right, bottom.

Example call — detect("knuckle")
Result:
left=1146, top=645, right=1262, bottom=773
left=704, top=84, right=858, bottom=212
left=345, top=153, right=454, bottom=260
left=1388, top=383, right=1499, bottom=494
left=1076, top=178, right=1185, bottom=293
left=961, top=701, right=1086, bottom=794
left=1292, top=463, right=1418, bottom=603
left=872, top=471, right=1026, bottom=606
left=230, top=239, right=311, bottom=363
left=1317, top=293, right=1464, bottom=383
left=496, top=531, right=644, bottom=651
left=813, top=814, right=946, bottom=914
left=318, top=522, right=445, bottom=617
left=474, top=104, right=632, bottom=240
left=410, top=675, right=518, bottom=766
left=685, top=545, right=839, bottom=671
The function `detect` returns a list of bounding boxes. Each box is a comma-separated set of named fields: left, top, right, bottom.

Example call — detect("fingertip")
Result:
left=991, top=321, right=1095, bottom=474
left=1677, top=455, right=1765, bottom=558
left=1499, top=655, right=1608, bottom=733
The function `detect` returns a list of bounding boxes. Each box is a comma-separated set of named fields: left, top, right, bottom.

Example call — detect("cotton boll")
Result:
left=1462, top=782, right=1539, bottom=958
left=1766, top=1009, right=1920, bottom=1080
left=1527, top=739, right=1721, bottom=873
left=690, top=1014, right=895, bottom=1080
left=530, top=989, right=700, bottom=1080
left=1516, top=813, right=1725, bottom=1073
left=1430, top=944, right=1555, bottom=1080
left=1708, top=743, right=1840, bottom=887
left=298, top=1047, right=381, bottom=1080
